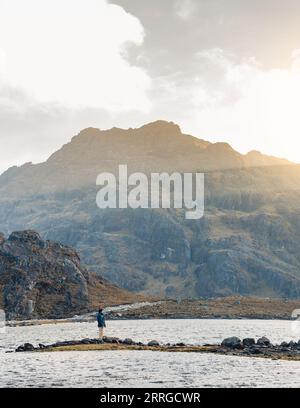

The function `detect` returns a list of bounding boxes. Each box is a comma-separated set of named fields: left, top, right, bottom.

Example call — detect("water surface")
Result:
left=1, top=319, right=299, bottom=387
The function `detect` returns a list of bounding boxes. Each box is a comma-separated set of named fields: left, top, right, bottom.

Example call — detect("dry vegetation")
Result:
left=87, top=273, right=152, bottom=310
left=111, top=296, right=300, bottom=320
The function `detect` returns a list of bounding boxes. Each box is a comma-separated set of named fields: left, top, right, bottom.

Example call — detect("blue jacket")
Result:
left=96, top=312, right=106, bottom=328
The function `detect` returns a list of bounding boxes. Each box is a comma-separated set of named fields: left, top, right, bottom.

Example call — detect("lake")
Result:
left=1, top=319, right=299, bottom=387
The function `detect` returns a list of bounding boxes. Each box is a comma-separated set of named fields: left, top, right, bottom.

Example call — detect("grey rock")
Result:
left=257, top=336, right=271, bottom=346
left=148, top=340, right=160, bottom=347
left=123, top=338, right=134, bottom=345
left=249, top=347, right=262, bottom=354
left=221, top=337, right=242, bottom=349
left=242, top=338, right=256, bottom=347
left=81, top=339, right=92, bottom=344
left=23, top=343, right=34, bottom=351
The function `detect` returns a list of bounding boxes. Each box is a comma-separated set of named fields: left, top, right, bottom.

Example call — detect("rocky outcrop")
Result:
left=0, top=230, right=89, bottom=319
left=0, top=230, right=145, bottom=319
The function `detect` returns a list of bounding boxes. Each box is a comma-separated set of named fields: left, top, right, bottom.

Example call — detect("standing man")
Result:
left=96, top=307, right=106, bottom=339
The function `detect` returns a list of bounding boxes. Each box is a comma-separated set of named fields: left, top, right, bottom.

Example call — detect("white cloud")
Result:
left=0, top=0, right=151, bottom=111
left=1, top=1, right=300, bottom=174
left=149, top=48, right=300, bottom=163
left=174, top=0, right=195, bottom=21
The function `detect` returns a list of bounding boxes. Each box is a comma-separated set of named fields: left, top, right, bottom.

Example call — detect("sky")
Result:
left=1, top=0, right=300, bottom=174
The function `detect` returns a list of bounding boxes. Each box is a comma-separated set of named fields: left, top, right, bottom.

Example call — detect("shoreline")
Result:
left=6, top=296, right=300, bottom=327
left=6, top=315, right=297, bottom=328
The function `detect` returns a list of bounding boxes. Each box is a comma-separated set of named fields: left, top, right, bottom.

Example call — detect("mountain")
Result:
left=0, top=230, right=145, bottom=319
left=0, top=120, right=300, bottom=299
left=0, top=120, right=291, bottom=196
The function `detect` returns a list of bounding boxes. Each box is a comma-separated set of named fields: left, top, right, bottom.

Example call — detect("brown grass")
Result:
left=87, top=273, right=155, bottom=310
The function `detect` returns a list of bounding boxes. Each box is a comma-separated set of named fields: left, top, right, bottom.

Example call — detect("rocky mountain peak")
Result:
left=138, top=120, right=182, bottom=134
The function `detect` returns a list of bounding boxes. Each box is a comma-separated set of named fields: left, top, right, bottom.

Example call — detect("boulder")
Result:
left=23, top=343, right=34, bottom=351
left=38, top=343, right=47, bottom=349
left=123, top=338, right=134, bottom=345
left=242, top=338, right=255, bottom=347
left=81, top=339, right=92, bottom=344
left=257, top=336, right=271, bottom=346
left=103, top=337, right=116, bottom=344
left=148, top=340, right=160, bottom=347
left=221, top=337, right=242, bottom=349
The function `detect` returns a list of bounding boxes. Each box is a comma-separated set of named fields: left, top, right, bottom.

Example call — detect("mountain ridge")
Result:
left=1, top=119, right=292, bottom=173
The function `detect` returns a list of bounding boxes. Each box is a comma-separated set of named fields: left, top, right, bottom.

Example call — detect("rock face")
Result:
left=0, top=230, right=144, bottom=319
left=1, top=121, right=300, bottom=298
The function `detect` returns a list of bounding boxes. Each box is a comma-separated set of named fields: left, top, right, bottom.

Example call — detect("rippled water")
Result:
left=1, top=319, right=300, bottom=387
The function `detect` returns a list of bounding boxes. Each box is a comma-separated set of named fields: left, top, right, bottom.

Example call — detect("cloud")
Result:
left=147, top=48, right=300, bottom=163
left=174, top=0, right=195, bottom=20
left=0, top=0, right=153, bottom=174
left=0, top=81, right=149, bottom=174
left=0, top=0, right=151, bottom=111
left=1, top=1, right=300, bottom=175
